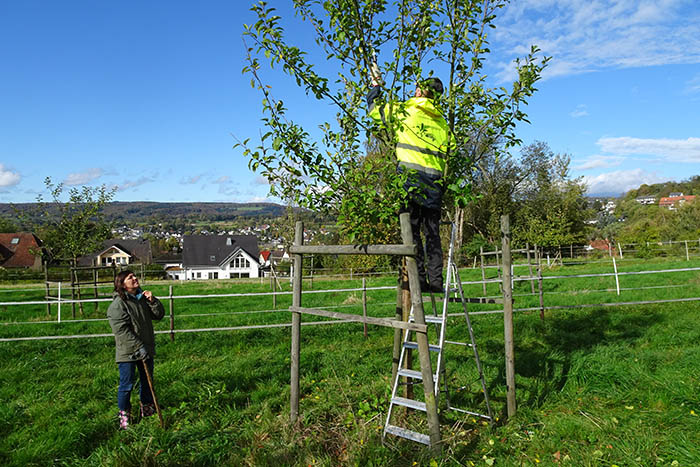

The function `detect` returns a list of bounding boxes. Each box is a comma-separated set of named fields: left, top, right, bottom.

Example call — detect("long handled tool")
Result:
left=141, top=359, right=164, bottom=428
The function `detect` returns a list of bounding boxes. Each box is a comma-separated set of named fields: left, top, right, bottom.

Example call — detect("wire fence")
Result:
left=1, top=257, right=699, bottom=343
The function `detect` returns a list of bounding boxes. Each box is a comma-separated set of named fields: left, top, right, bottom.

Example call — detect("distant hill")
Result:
left=622, top=176, right=700, bottom=200
left=2, top=201, right=288, bottom=223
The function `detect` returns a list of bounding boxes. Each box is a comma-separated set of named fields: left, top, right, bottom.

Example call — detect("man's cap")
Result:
left=419, top=77, right=443, bottom=97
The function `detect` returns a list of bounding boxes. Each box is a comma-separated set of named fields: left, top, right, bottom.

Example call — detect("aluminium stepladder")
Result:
left=383, top=222, right=494, bottom=446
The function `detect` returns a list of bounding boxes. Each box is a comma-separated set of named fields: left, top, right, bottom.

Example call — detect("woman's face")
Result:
left=123, top=273, right=140, bottom=294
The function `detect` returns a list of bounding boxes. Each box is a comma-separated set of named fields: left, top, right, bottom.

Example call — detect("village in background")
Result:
left=0, top=176, right=698, bottom=283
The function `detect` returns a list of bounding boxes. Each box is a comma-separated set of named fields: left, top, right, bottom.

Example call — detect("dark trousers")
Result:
left=117, top=358, right=154, bottom=412
left=408, top=201, right=443, bottom=289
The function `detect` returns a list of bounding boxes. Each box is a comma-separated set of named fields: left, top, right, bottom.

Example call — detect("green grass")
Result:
left=1, top=257, right=700, bottom=465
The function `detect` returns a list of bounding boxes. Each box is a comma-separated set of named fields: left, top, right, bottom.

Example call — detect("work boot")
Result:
left=140, top=402, right=156, bottom=418
left=118, top=410, right=130, bottom=430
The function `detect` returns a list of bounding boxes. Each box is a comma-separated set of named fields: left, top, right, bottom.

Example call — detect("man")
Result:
left=367, top=74, right=451, bottom=293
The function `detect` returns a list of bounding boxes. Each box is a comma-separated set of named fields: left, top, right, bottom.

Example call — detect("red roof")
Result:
left=260, top=250, right=272, bottom=261
left=659, top=195, right=696, bottom=207
left=0, top=232, right=42, bottom=269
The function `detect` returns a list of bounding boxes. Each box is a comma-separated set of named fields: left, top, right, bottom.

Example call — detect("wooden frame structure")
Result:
left=287, top=212, right=443, bottom=448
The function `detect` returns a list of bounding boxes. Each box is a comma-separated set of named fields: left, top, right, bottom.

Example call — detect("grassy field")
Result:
left=1, top=257, right=700, bottom=466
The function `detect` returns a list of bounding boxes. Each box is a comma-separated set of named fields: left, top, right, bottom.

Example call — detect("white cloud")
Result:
left=180, top=175, right=202, bottom=185
left=246, top=196, right=271, bottom=202
left=213, top=176, right=230, bottom=184
left=574, top=155, right=624, bottom=170
left=64, top=168, right=103, bottom=186
left=253, top=175, right=269, bottom=186
left=0, top=164, right=21, bottom=187
left=685, top=74, right=700, bottom=94
left=494, top=0, right=700, bottom=81
left=117, top=176, right=155, bottom=192
left=583, top=168, right=667, bottom=195
left=570, top=104, right=588, bottom=118
left=597, top=136, right=700, bottom=162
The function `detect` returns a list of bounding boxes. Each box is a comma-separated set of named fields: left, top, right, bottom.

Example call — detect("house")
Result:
left=635, top=195, right=656, bottom=205
left=154, top=250, right=184, bottom=280
left=658, top=195, right=696, bottom=210
left=182, top=235, right=260, bottom=280
left=79, top=238, right=153, bottom=267
left=0, top=232, right=42, bottom=270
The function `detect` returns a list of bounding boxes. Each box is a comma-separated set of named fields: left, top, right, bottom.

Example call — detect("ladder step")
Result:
left=444, top=339, right=473, bottom=347
left=397, top=368, right=438, bottom=381
left=391, top=396, right=427, bottom=411
left=384, top=424, right=430, bottom=445
left=447, top=297, right=505, bottom=304
left=403, top=341, right=441, bottom=352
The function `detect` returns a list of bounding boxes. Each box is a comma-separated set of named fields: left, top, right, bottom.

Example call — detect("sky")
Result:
left=1, top=0, right=699, bottom=204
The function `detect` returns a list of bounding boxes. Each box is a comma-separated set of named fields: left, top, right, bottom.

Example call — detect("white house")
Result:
left=182, top=235, right=260, bottom=280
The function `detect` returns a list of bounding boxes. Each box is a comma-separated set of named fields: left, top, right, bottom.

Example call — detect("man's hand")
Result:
left=143, top=290, right=154, bottom=302
left=370, top=62, right=383, bottom=87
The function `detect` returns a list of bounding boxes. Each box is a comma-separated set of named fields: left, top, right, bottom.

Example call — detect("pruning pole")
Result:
left=142, top=359, right=164, bottom=428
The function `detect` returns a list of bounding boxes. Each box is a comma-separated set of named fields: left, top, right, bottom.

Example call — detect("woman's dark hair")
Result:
left=114, top=270, right=135, bottom=301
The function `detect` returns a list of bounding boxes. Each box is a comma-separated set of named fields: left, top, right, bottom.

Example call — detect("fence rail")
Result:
left=1, top=258, right=699, bottom=343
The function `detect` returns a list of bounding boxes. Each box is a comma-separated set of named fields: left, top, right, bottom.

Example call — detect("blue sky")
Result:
left=1, top=0, right=699, bottom=203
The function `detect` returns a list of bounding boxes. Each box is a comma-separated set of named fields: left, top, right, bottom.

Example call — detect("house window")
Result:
left=210, top=255, right=216, bottom=262
left=196, top=272, right=201, bottom=279
left=207, top=272, right=219, bottom=279
left=232, top=255, right=250, bottom=269
left=214, top=272, right=218, bottom=279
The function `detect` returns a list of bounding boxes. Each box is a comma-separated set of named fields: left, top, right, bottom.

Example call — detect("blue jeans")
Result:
left=117, top=358, right=154, bottom=412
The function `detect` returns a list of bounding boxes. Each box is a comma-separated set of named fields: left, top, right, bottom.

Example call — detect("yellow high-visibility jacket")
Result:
left=367, top=87, right=452, bottom=209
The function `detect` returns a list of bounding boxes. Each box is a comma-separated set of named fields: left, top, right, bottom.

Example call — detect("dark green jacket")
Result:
left=107, top=293, right=165, bottom=363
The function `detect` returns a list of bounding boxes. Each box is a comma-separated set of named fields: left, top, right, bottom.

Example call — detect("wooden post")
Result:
left=290, top=221, right=304, bottom=423
left=391, top=274, right=403, bottom=382
left=526, top=242, right=535, bottom=295
left=685, top=240, right=690, bottom=261
left=44, top=261, right=51, bottom=316
left=362, top=277, right=368, bottom=338
left=537, top=249, right=544, bottom=321
left=271, top=273, right=276, bottom=309
left=501, top=215, right=516, bottom=418
left=70, top=266, right=76, bottom=318
left=92, top=260, right=99, bottom=312
left=612, top=257, right=620, bottom=296
left=570, top=244, right=573, bottom=259
left=496, top=248, right=502, bottom=293
left=399, top=212, right=441, bottom=450
left=401, top=258, right=413, bottom=400
left=480, top=246, right=487, bottom=295
left=617, top=242, right=623, bottom=259
left=169, top=285, right=174, bottom=342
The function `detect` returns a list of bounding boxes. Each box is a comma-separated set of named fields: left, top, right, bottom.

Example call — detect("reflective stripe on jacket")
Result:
left=367, top=87, right=452, bottom=209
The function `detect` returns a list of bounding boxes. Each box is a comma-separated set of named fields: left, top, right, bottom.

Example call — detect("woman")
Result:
left=107, top=270, right=165, bottom=429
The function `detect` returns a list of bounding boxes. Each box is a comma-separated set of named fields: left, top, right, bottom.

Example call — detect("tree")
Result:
left=238, top=0, right=548, bottom=242
left=18, top=177, right=115, bottom=267
left=462, top=141, right=590, bottom=247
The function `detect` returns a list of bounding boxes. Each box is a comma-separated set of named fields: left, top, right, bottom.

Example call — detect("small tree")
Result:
left=18, top=177, right=115, bottom=268
left=238, top=0, right=549, bottom=242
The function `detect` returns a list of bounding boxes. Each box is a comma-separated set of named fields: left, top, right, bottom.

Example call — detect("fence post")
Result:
left=169, top=285, right=174, bottom=342
left=537, top=251, right=544, bottom=321
left=392, top=274, right=403, bottom=383
left=362, top=277, right=368, bottom=338
left=685, top=240, right=690, bottom=261
left=70, top=267, right=76, bottom=318
left=526, top=242, right=535, bottom=295
left=290, top=221, right=304, bottom=423
left=400, top=212, right=441, bottom=450
left=617, top=242, right=623, bottom=259
left=480, top=246, right=487, bottom=295
left=44, top=261, right=51, bottom=316
left=612, top=257, right=620, bottom=296
left=271, top=273, right=276, bottom=309
left=501, top=215, right=516, bottom=418
left=58, top=281, right=62, bottom=323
